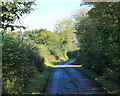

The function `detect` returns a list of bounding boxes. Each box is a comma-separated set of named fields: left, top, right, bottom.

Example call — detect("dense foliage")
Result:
left=3, top=1, right=120, bottom=95
left=25, top=19, right=77, bottom=60
left=1, top=1, right=78, bottom=94
left=2, top=20, right=77, bottom=94
left=2, top=32, right=44, bottom=94
left=54, top=18, right=77, bottom=58
left=75, top=2, right=120, bottom=88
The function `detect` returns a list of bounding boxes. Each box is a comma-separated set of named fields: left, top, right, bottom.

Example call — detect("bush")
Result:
left=39, top=45, right=53, bottom=65
left=50, top=48, right=65, bottom=60
left=67, top=50, right=79, bottom=59
left=2, top=32, right=45, bottom=94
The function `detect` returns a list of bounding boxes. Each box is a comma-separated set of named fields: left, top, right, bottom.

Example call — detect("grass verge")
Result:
left=23, top=66, right=52, bottom=95
left=23, top=59, right=68, bottom=95
left=77, top=67, right=120, bottom=96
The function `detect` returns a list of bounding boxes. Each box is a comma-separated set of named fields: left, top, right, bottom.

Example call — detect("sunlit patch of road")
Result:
left=53, top=65, right=82, bottom=68
left=44, top=59, right=109, bottom=95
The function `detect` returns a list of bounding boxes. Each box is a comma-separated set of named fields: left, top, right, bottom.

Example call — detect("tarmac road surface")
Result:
left=44, top=59, right=111, bottom=96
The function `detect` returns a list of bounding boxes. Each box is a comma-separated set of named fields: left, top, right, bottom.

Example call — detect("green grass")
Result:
left=23, top=59, right=68, bottom=95
left=24, top=66, right=52, bottom=95
left=77, top=67, right=120, bottom=96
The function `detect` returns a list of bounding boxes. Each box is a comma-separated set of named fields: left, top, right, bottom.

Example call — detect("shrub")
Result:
left=50, top=48, right=65, bottom=60
left=2, top=32, right=44, bottom=94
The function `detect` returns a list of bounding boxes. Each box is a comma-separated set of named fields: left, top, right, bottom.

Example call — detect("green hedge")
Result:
left=2, top=32, right=45, bottom=94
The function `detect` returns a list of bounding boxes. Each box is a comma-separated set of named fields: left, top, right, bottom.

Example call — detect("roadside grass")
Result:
left=77, top=67, right=120, bottom=96
left=24, top=66, right=52, bottom=94
left=23, top=66, right=52, bottom=95
left=23, top=59, right=68, bottom=95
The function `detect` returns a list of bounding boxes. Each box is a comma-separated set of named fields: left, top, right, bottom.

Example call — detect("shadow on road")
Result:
left=44, top=59, right=111, bottom=95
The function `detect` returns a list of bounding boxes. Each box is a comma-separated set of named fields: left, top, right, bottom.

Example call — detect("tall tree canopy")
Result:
left=55, top=18, right=76, bottom=50
left=0, top=1, right=35, bottom=30
left=26, top=29, right=52, bottom=45
left=75, top=2, right=120, bottom=87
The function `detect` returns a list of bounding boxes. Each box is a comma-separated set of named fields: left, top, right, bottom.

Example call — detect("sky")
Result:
left=20, top=0, right=89, bottom=32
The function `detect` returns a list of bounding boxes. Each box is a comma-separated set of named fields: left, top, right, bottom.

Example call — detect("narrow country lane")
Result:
left=44, top=59, right=110, bottom=95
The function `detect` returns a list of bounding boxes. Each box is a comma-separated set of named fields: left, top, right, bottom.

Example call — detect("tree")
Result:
left=55, top=18, right=76, bottom=49
left=75, top=2, right=120, bottom=86
left=0, top=1, right=35, bottom=31
left=26, top=28, right=52, bottom=45
left=54, top=18, right=76, bottom=58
